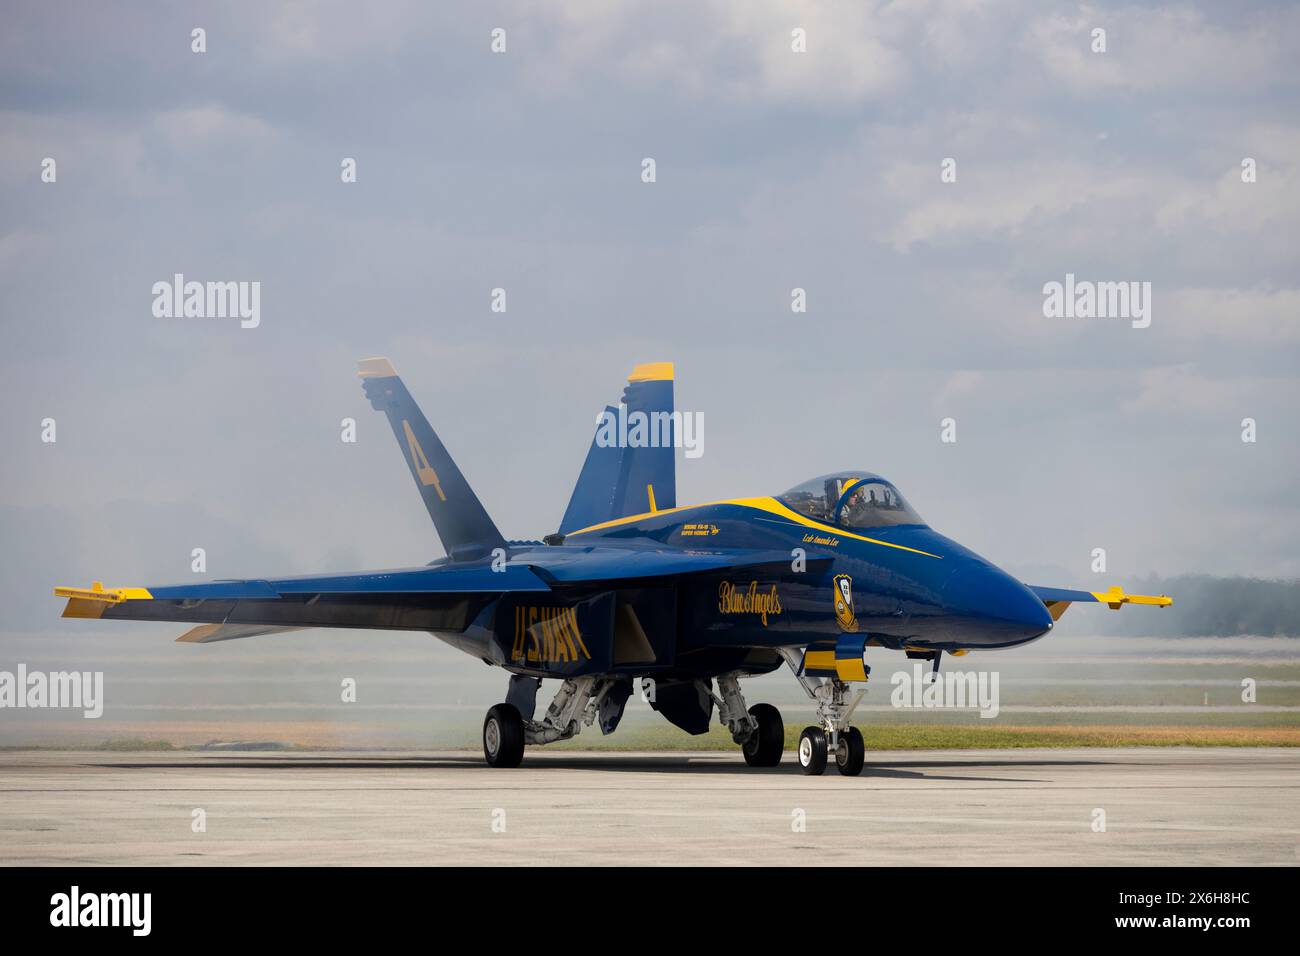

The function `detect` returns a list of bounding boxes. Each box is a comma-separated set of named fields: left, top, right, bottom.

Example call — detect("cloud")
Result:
left=506, top=0, right=909, bottom=106
left=1024, top=5, right=1300, bottom=95
left=932, top=370, right=986, bottom=414
left=1120, top=364, right=1295, bottom=415
left=1160, top=287, right=1300, bottom=343
left=885, top=159, right=1156, bottom=251
left=716, top=0, right=908, bottom=104
left=1, top=0, right=1298, bottom=615
left=1155, top=124, right=1300, bottom=237
left=151, top=105, right=279, bottom=149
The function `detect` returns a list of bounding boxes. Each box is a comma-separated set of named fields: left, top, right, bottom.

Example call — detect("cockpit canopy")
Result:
left=778, top=473, right=925, bottom=529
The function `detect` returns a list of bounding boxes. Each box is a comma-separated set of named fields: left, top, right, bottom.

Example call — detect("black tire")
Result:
left=483, top=703, right=525, bottom=768
left=797, top=726, right=828, bottom=776
left=741, top=703, right=784, bottom=767
left=835, top=726, right=865, bottom=776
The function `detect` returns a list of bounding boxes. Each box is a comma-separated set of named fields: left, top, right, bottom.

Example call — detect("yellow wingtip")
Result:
left=53, top=584, right=153, bottom=604
left=1091, top=586, right=1173, bottom=610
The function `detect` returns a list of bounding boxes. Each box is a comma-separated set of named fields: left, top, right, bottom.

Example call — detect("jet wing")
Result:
left=53, top=549, right=820, bottom=642
left=1027, top=584, right=1172, bottom=621
left=54, top=564, right=552, bottom=641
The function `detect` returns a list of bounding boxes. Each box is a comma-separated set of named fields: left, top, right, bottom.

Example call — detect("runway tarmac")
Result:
left=1, top=748, right=1296, bottom=866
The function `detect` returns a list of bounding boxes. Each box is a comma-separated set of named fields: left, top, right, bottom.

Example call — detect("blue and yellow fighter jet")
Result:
left=55, top=359, right=1171, bottom=774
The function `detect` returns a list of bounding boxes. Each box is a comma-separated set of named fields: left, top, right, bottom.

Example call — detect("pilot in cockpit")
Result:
left=843, top=486, right=870, bottom=524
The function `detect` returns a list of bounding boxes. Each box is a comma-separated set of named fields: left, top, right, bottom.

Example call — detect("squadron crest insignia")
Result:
left=833, top=574, right=858, bottom=632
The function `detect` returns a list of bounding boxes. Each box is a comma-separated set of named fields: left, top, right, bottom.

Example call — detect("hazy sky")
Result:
left=3, top=1, right=1298, bottom=634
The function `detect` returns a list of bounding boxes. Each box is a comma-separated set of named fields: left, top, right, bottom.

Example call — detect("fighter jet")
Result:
left=55, top=359, right=1171, bottom=774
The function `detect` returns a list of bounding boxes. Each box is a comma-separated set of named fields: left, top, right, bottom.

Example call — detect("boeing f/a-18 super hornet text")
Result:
left=56, top=360, right=1172, bottom=774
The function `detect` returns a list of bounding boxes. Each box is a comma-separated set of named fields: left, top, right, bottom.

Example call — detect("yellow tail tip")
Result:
left=357, top=357, right=398, bottom=378
left=628, top=361, right=674, bottom=383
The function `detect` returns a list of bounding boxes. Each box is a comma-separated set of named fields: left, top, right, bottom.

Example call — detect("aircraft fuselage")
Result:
left=443, top=497, right=1054, bottom=683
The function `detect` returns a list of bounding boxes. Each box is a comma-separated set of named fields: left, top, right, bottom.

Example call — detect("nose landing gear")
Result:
left=797, top=724, right=864, bottom=775
left=779, top=647, right=869, bottom=777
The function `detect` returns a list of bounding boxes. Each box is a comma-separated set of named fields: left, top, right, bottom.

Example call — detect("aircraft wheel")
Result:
left=797, top=726, right=828, bottom=775
left=835, top=726, right=865, bottom=776
left=483, top=703, right=525, bottom=768
left=741, top=703, right=784, bottom=767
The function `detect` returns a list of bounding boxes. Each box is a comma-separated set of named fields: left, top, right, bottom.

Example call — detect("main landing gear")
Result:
left=714, top=673, right=784, bottom=767
left=482, top=675, right=630, bottom=767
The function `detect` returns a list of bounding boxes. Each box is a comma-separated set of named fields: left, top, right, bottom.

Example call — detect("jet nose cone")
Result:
left=942, top=564, right=1054, bottom=645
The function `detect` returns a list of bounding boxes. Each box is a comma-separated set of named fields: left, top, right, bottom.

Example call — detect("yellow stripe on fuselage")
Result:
left=566, top=497, right=941, bottom=559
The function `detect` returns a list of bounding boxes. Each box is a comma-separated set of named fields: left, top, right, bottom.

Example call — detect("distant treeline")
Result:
left=1080, top=575, right=1300, bottom=637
